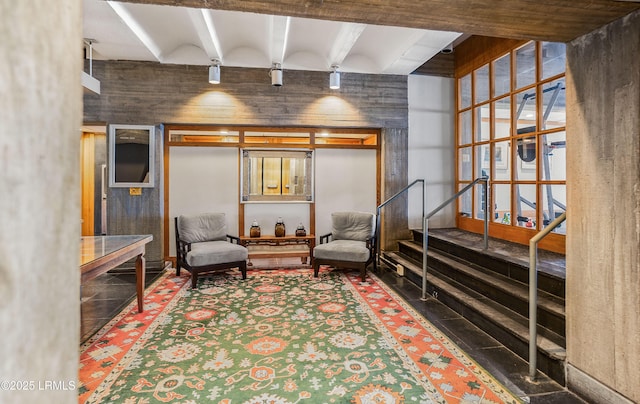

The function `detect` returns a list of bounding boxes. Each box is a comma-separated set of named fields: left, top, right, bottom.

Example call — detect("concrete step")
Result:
left=397, top=240, right=566, bottom=338
left=382, top=249, right=566, bottom=386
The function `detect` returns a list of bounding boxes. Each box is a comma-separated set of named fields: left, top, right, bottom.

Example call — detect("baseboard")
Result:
left=567, top=363, right=635, bottom=404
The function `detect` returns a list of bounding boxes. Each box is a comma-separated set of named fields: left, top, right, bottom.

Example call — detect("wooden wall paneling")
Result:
left=381, top=127, right=411, bottom=251
left=81, top=132, right=95, bottom=236
left=413, top=53, right=455, bottom=77
left=455, top=36, right=527, bottom=78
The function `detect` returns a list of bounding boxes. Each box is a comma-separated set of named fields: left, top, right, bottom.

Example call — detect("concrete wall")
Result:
left=84, top=61, right=410, bottom=260
left=566, top=10, right=640, bottom=403
left=0, top=2, right=81, bottom=403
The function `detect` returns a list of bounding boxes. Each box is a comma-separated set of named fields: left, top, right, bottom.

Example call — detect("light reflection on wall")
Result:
left=177, top=91, right=253, bottom=123
left=302, top=96, right=365, bottom=126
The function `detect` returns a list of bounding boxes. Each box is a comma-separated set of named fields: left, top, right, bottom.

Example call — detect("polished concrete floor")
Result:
left=80, top=257, right=584, bottom=403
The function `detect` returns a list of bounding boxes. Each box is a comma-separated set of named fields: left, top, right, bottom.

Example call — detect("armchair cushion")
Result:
left=178, top=212, right=227, bottom=243
left=313, top=240, right=370, bottom=262
left=186, top=240, right=248, bottom=267
left=331, top=211, right=375, bottom=241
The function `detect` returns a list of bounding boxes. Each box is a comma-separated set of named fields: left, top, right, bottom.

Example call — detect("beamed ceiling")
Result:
left=113, top=0, right=639, bottom=42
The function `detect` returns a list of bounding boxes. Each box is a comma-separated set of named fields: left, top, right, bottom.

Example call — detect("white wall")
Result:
left=168, top=147, right=377, bottom=249
left=407, top=75, right=456, bottom=229
left=169, top=147, right=239, bottom=255
left=315, top=149, right=377, bottom=237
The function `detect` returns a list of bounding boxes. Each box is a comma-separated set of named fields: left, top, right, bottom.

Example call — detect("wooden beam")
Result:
left=112, top=0, right=640, bottom=42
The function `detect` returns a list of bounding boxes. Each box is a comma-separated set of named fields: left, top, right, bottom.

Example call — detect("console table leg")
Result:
left=135, top=252, right=146, bottom=313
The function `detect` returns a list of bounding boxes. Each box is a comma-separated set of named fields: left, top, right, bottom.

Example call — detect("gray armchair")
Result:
left=313, top=211, right=377, bottom=281
left=175, top=213, right=248, bottom=288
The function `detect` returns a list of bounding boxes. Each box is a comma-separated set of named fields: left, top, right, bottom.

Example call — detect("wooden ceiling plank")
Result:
left=112, top=0, right=640, bottom=42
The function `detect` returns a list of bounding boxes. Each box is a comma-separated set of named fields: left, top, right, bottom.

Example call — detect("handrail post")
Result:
left=483, top=177, right=489, bottom=250
left=528, top=238, right=538, bottom=381
left=422, top=216, right=429, bottom=300
left=375, top=179, right=424, bottom=270
left=528, top=211, right=566, bottom=381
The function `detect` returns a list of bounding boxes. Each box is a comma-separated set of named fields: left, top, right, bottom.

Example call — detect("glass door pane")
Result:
left=494, top=184, right=511, bottom=224
left=459, top=147, right=473, bottom=181
left=541, top=42, right=566, bottom=79
left=514, top=89, right=537, bottom=133
left=474, top=64, right=490, bottom=104
left=459, top=183, right=472, bottom=218
left=515, top=183, right=537, bottom=227
left=459, top=74, right=472, bottom=109
left=541, top=79, right=566, bottom=130
left=459, top=110, right=472, bottom=145
left=542, top=131, right=566, bottom=181
left=541, top=184, right=566, bottom=233
left=493, top=53, right=511, bottom=97
left=516, top=42, right=536, bottom=89
left=493, top=141, right=511, bottom=180
left=474, top=105, right=490, bottom=142
left=493, top=97, right=511, bottom=139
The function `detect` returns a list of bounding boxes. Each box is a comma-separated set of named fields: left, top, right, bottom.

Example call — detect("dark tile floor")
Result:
left=80, top=270, right=164, bottom=342
left=80, top=258, right=585, bottom=403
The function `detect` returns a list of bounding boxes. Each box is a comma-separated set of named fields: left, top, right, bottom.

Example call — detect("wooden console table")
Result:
left=80, top=235, right=153, bottom=313
left=239, top=235, right=315, bottom=266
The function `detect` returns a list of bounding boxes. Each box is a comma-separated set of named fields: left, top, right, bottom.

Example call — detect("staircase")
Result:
left=381, top=228, right=567, bottom=385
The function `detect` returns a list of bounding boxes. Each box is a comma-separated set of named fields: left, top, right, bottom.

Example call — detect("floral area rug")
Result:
left=79, top=268, right=521, bottom=403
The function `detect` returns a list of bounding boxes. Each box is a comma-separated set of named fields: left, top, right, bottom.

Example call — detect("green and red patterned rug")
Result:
left=79, top=268, right=522, bottom=403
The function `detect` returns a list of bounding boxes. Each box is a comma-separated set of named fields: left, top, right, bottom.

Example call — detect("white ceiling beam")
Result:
left=270, top=15, right=290, bottom=65
left=328, top=22, right=366, bottom=67
left=107, top=1, right=162, bottom=62
left=195, top=9, right=223, bottom=62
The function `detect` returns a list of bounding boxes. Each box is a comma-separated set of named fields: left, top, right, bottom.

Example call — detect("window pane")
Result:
left=542, top=42, right=566, bottom=79
left=516, top=136, right=537, bottom=180
left=460, top=74, right=472, bottom=109
left=541, top=184, right=566, bottom=233
left=459, top=183, right=472, bottom=218
left=474, top=182, right=488, bottom=220
left=493, top=97, right=511, bottom=139
left=459, top=147, right=472, bottom=181
left=494, top=184, right=511, bottom=224
left=541, top=79, right=566, bottom=130
left=474, top=64, right=490, bottom=104
left=542, top=131, right=566, bottom=181
left=169, top=129, right=239, bottom=143
left=493, top=141, right=511, bottom=180
left=474, top=105, right=490, bottom=142
left=245, top=131, right=310, bottom=144
left=515, top=183, right=537, bottom=227
left=315, top=131, right=377, bottom=145
left=459, top=110, right=472, bottom=145
left=476, top=144, right=488, bottom=179
left=514, top=89, right=536, bottom=133
left=516, top=42, right=536, bottom=89
left=493, top=53, right=511, bottom=97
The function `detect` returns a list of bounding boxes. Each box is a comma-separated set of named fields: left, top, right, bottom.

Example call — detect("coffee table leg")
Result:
left=135, top=252, right=146, bottom=313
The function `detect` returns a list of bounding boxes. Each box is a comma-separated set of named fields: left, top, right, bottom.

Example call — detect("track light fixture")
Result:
left=329, top=65, right=340, bottom=89
left=440, top=43, right=454, bottom=54
left=209, top=59, right=221, bottom=84
left=270, top=63, right=283, bottom=86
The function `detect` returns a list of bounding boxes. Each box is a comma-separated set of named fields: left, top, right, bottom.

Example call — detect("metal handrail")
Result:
left=527, top=211, right=566, bottom=381
left=376, top=179, right=425, bottom=266
left=422, top=176, right=489, bottom=300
